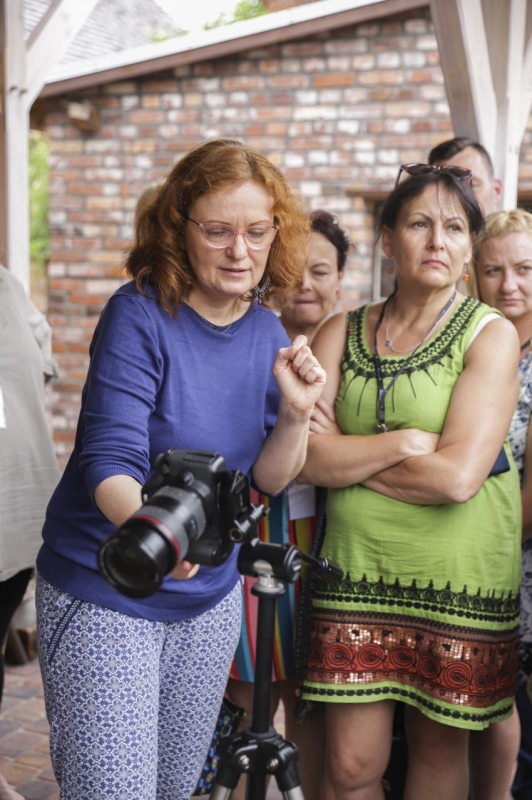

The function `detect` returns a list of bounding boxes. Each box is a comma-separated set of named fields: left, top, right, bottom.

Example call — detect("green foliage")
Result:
left=232, top=0, right=268, bottom=22
left=204, top=0, right=267, bottom=30
left=29, top=131, right=49, bottom=267
left=150, top=24, right=189, bottom=41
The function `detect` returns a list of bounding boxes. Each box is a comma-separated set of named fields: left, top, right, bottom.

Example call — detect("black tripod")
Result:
left=210, top=538, right=342, bottom=800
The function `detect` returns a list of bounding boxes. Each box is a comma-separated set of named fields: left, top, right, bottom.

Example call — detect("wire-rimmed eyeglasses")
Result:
left=395, top=163, right=473, bottom=188
left=186, top=217, right=278, bottom=250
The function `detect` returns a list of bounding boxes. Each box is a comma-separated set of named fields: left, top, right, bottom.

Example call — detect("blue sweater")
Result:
left=38, top=283, right=289, bottom=620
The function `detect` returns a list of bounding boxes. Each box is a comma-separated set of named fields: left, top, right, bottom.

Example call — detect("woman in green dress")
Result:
left=300, top=165, right=522, bottom=800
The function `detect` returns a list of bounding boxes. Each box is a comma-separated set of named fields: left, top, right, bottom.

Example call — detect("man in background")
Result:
left=429, top=136, right=502, bottom=215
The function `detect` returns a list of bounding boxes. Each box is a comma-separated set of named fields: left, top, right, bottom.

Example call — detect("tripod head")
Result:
left=237, top=538, right=344, bottom=586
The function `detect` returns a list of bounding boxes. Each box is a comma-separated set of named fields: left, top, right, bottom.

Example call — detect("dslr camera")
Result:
left=98, top=449, right=265, bottom=599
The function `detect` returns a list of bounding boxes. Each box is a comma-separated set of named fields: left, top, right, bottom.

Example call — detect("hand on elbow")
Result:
left=442, top=475, right=481, bottom=505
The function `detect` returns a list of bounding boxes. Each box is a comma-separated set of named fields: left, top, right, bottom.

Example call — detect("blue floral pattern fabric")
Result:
left=508, top=352, right=532, bottom=684
left=36, top=575, right=241, bottom=800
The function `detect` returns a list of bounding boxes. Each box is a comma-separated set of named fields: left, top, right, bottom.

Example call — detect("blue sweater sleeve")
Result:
left=79, top=293, right=163, bottom=497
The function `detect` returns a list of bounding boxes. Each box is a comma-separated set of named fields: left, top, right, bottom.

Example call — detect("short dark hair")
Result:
left=309, top=210, right=350, bottom=272
left=428, top=137, right=495, bottom=178
left=378, top=170, right=484, bottom=237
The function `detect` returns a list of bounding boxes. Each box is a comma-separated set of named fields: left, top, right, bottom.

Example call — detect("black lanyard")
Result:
left=373, top=291, right=456, bottom=433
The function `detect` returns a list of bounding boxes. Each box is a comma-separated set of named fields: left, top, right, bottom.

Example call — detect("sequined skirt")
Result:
left=301, top=474, right=522, bottom=730
left=302, top=577, right=519, bottom=729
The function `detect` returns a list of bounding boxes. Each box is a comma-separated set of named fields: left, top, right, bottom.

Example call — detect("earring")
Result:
left=462, top=271, right=470, bottom=282
left=387, top=266, right=394, bottom=275
left=252, top=275, right=271, bottom=304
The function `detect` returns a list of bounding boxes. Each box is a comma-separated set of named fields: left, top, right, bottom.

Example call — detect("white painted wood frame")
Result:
left=430, top=0, right=532, bottom=210
left=0, top=0, right=98, bottom=288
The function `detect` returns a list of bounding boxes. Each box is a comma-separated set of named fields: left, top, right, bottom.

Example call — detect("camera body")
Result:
left=98, top=449, right=265, bottom=598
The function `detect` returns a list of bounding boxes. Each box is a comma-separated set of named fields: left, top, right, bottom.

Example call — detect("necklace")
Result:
left=186, top=303, right=234, bottom=333
left=520, top=337, right=532, bottom=353
left=384, top=292, right=456, bottom=353
left=373, top=290, right=457, bottom=433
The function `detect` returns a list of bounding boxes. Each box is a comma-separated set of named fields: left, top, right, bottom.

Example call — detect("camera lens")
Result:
left=98, top=526, right=175, bottom=598
left=98, top=484, right=208, bottom=598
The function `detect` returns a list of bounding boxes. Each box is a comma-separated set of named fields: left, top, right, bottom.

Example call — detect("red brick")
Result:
left=313, top=73, right=355, bottom=88
left=266, top=75, right=309, bottom=89
left=387, top=102, right=431, bottom=117
left=258, top=59, right=280, bottom=73
left=359, top=70, right=404, bottom=85
left=67, top=156, right=104, bottom=167
left=411, top=120, right=434, bottom=132
left=66, top=183, right=102, bottom=196
left=266, top=122, right=288, bottom=135
left=409, top=69, right=441, bottom=83
left=52, top=251, right=85, bottom=262
left=244, top=123, right=266, bottom=136
left=281, top=42, right=324, bottom=57
left=129, top=110, right=165, bottom=123
left=69, top=292, right=109, bottom=306
left=86, top=197, right=121, bottom=210
left=253, top=107, right=292, bottom=120
left=222, top=76, right=265, bottom=90
left=103, top=238, right=130, bottom=250
left=370, top=88, right=392, bottom=101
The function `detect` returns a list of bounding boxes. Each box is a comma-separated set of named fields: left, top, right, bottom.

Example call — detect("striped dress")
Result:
left=230, top=489, right=317, bottom=682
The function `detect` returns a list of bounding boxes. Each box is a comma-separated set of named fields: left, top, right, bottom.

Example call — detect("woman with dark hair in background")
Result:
left=227, top=209, right=349, bottom=800
left=300, top=165, right=521, bottom=800
left=35, top=139, right=325, bottom=800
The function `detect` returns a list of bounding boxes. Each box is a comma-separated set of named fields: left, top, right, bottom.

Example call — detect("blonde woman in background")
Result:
left=470, top=209, right=532, bottom=800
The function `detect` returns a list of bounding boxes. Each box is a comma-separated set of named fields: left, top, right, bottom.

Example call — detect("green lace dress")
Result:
left=302, top=297, right=521, bottom=729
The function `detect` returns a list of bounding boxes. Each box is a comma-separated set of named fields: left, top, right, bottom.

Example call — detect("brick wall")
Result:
left=44, top=7, right=532, bottom=462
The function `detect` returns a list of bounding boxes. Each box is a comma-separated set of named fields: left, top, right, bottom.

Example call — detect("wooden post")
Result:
left=428, top=0, right=497, bottom=156
left=0, top=0, right=30, bottom=288
left=430, top=0, right=532, bottom=210
left=26, top=0, right=100, bottom=107
left=0, top=0, right=99, bottom=288
left=483, top=0, right=528, bottom=209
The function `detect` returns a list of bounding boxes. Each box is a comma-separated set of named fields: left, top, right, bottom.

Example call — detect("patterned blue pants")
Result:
left=36, top=575, right=241, bottom=799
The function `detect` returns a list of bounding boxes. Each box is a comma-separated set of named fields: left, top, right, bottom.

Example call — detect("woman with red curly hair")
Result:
left=35, top=139, right=325, bottom=800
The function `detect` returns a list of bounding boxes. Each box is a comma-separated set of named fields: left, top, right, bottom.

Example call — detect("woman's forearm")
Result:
left=363, top=319, right=520, bottom=505
left=362, top=444, right=498, bottom=506
left=252, top=403, right=312, bottom=495
left=298, top=428, right=439, bottom=488
left=94, top=474, right=143, bottom=527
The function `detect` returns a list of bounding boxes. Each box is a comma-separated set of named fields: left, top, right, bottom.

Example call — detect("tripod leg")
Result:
left=280, top=788, right=305, bottom=800
left=210, top=786, right=233, bottom=800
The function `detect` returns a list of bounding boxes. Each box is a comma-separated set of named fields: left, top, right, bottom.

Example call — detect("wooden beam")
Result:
left=38, top=0, right=428, bottom=98
left=520, top=5, right=532, bottom=139
left=26, top=0, right=100, bottom=107
left=0, top=0, right=30, bottom=288
left=483, top=0, right=527, bottom=208
left=1, top=0, right=98, bottom=287
left=429, top=0, right=497, bottom=156
left=430, top=0, right=531, bottom=209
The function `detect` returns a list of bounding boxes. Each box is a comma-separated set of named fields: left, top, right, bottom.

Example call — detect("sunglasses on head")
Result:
left=395, top=163, right=473, bottom=188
